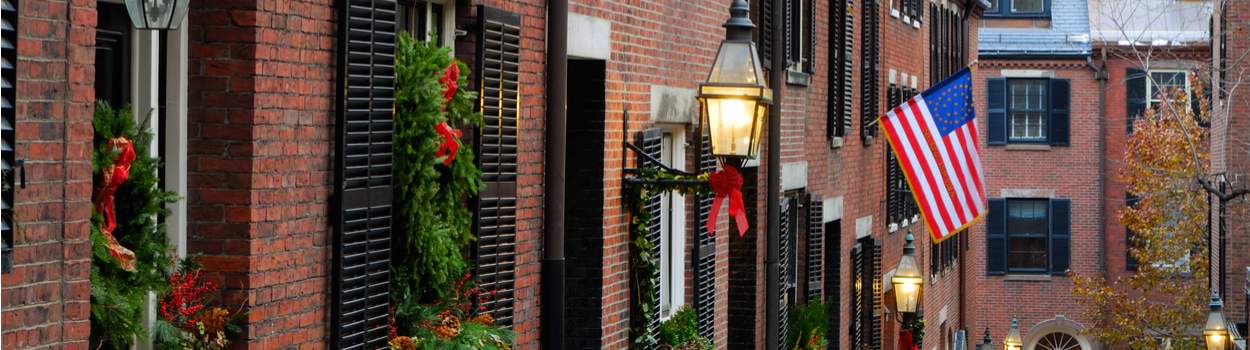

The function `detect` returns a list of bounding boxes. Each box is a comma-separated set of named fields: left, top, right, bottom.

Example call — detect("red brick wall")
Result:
left=2, top=0, right=96, bottom=348
left=187, top=0, right=338, bottom=347
left=968, top=61, right=1102, bottom=346
left=1218, top=0, right=1250, bottom=327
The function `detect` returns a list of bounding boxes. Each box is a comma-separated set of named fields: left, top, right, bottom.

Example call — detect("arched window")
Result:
left=1033, top=332, right=1082, bottom=350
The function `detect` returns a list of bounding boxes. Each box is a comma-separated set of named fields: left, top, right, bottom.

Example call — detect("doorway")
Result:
left=564, top=58, right=607, bottom=349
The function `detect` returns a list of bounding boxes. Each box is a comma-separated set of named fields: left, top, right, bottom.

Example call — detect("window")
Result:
left=1006, top=199, right=1049, bottom=272
left=984, top=0, right=1050, bottom=18
left=892, top=0, right=923, bottom=22
left=1127, top=69, right=1194, bottom=133
left=398, top=0, right=455, bottom=48
left=1034, top=332, right=1082, bottom=350
left=886, top=83, right=919, bottom=228
left=987, top=78, right=1069, bottom=146
left=784, top=0, right=815, bottom=77
left=986, top=198, right=1070, bottom=275
left=930, top=2, right=968, bottom=84
left=658, top=129, right=687, bottom=320
left=931, top=230, right=961, bottom=276
left=1148, top=71, right=1190, bottom=109
left=1009, top=79, right=1048, bottom=141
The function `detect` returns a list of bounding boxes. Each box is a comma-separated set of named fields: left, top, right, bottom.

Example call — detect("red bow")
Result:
left=708, top=164, right=749, bottom=237
left=435, top=122, right=462, bottom=166
left=440, top=63, right=460, bottom=103
left=92, top=137, right=138, bottom=271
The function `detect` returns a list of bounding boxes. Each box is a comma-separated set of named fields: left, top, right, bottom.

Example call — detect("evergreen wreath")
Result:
left=89, top=102, right=179, bottom=349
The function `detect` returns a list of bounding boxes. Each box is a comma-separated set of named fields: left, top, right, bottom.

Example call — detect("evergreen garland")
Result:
left=89, top=102, right=179, bottom=349
left=626, top=170, right=710, bottom=349
left=391, top=32, right=482, bottom=306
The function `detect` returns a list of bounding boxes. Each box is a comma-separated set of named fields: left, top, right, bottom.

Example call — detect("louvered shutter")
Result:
left=986, top=198, right=1007, bottom=275
left=860, top=0, right=880, bottom=143
left=1126, top=68, right=1146, bottom=133
left=759, top=0, right=775, bottom=68
left=1, top=0, right=15, bottom=273
left=1049, top=198, right=1071, bottom=275
left=804, top=0, right=815, bottom=73
left=1048, top=79, right=1070, bottom=146
left=870, top=239, right=883, bottom=350
left=332, top=1, right=397, bottom=348
left=693, top=132, right=717, bottom=341
left=851, top=243, right=866, bottom=350
left=634, top=129, right=664, bottom=348
left=805, top=194, right=823, bottom=302
left=828, top=0, right=854, bottom=141
left=987, top=78, right=1007, bottom=144
left=887, top=148, right=901, bottom=224
left=473, top=5, right=521, bottom=327
left=778, top=197, right=795, bottom=349
left=823, top=221, right=841, bottom=350
left=785, top=0, right=798, bottom=67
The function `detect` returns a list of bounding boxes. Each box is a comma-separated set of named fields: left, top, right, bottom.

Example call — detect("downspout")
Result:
left=541, top=0, right=568, bottom=348
left=765, top=0, right=785, bottom=347
left=1088, top=52, right=1108, bottom=278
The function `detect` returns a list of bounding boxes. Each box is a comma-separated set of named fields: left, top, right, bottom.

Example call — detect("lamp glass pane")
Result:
left=708, top=41, right=764, bottom=85
left=707, top=97, right=759, bottom=157
left=894, top=281, right=920, bottom=313
left=124, top=0, right=146, bottom=28
left=145, top=0, right=174, bottom=27
left=168, top=0, right=190, bottom=29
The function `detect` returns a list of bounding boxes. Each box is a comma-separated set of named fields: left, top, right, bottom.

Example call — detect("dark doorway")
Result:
left=95, top=3, right=131, bottom=108
left=824, top=219, right=841, bottom=350
left=564, top=59, right=606, bottom=350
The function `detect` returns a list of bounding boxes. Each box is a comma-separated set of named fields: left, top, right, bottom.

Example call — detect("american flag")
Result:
left=878, top=68, right=985, bottom=242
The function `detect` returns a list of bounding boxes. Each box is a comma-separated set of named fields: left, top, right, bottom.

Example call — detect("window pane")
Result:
left=1012, top=0, right=1043, bottom=13
left=988, top=0, right=998, bottom=10
left=1006, top=199, right=1049, bottom=272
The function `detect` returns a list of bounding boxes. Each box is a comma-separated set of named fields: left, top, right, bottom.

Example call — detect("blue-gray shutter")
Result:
left=332, top=0, right=397, bottom=347
left=806, top=194, right=823, bottom=302
left=1, top=0, right=16, bottom=273
left=694, top=132, right=717, bottom=341
left=1048, top=79, right=1070, bottom=146
left=635, top=128, right=664, bottom=348
left=473, top=5, right=521, bottom=327
left=1049, top=198, right=1071, bottom=275
left=1126, top=68, right=1147, bottom=133
left=987, top=78, right=1007, bottom=144
left=986, top=198, right=1007, bottom=275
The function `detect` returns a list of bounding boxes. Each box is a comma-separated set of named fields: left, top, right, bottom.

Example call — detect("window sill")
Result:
left=830, top=136, right=845, bottom=149
left=1003, top=274, right=1053, bottom=281
left=1005, top=143, right=1052, bottom=151
left=786, top=71, right=812, bottom=86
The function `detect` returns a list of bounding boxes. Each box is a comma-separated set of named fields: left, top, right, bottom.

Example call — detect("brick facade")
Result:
left=2, top=0, right=96, bottom=348
left=1218, top=0, right=1250, bottom=330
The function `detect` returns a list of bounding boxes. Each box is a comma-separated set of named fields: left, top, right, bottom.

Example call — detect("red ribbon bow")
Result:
left=707, top=164, right=749, bottom=237
left=440, top=63, right=460, bottom=103
left=435, top=122, right=462, bottom=166
left=92, top=137, right=138, bottom=271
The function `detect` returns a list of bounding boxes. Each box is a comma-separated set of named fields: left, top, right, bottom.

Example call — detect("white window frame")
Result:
left=99, top=1, right=189, bottom=347
left=657, top=126, right=686, bottom=321
left=786, top=0, right=809, bottom=73
left=400, top=0, right=456, bottom=51
left=1007, top=78, right=1049, bottom=142
left=1145, top=70, right=1191, bottom=111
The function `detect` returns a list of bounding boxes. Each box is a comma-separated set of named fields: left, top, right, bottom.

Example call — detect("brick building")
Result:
left=1214, top=0, right=1250, bottom=336
left=0, top=0, right=990, bottom=349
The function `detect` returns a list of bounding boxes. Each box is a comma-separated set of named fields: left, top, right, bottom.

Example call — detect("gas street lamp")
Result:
left=892, top=232, right=923, bottom=314
left=1004, top=318, right=1023, bottom=350
left=125, top=0, right=191, bottom=30
left=698, top=0, right=771, bottom=159
left=1205, top=292, right=1230, bottom=350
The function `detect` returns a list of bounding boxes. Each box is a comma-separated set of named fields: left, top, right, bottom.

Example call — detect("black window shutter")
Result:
left=861, top=0, right=880, bottom=144
left=870, top=239, right=883, bottom=350
left=1, top=0, right=17, bottom=273
left=473, top=5, right=522, bottom=327
left=785, top=0, right=799, bottom=67
left=1048, top=79, right=1071, bottom=146
left=694, top=132, right=717, bottom=341
left=850, top=244, right=865, bottom=350
left=806, top=194, right=823, bottom=302
left=778, top=197, right=795, bottom=349
left=986, top=198, right=1007, bottom=275
left=804, top=0, right=815, bottom=73
left=841, top=0, right=854, bottom=137
left=987, top=78, right=1007, bottom=145
left=635, top=128, right=664, bottom=348
left=1049, top=198, right=1071, bottom=275
left=1125, top=194, right=1139, bottom=271
left=828, top=0, right=854, bottom=141
left=1126, top=68, right=1147, bottom=133
left=332, top=0, right=397, bottom=347
left=759, top=0, right=775, bottom=68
